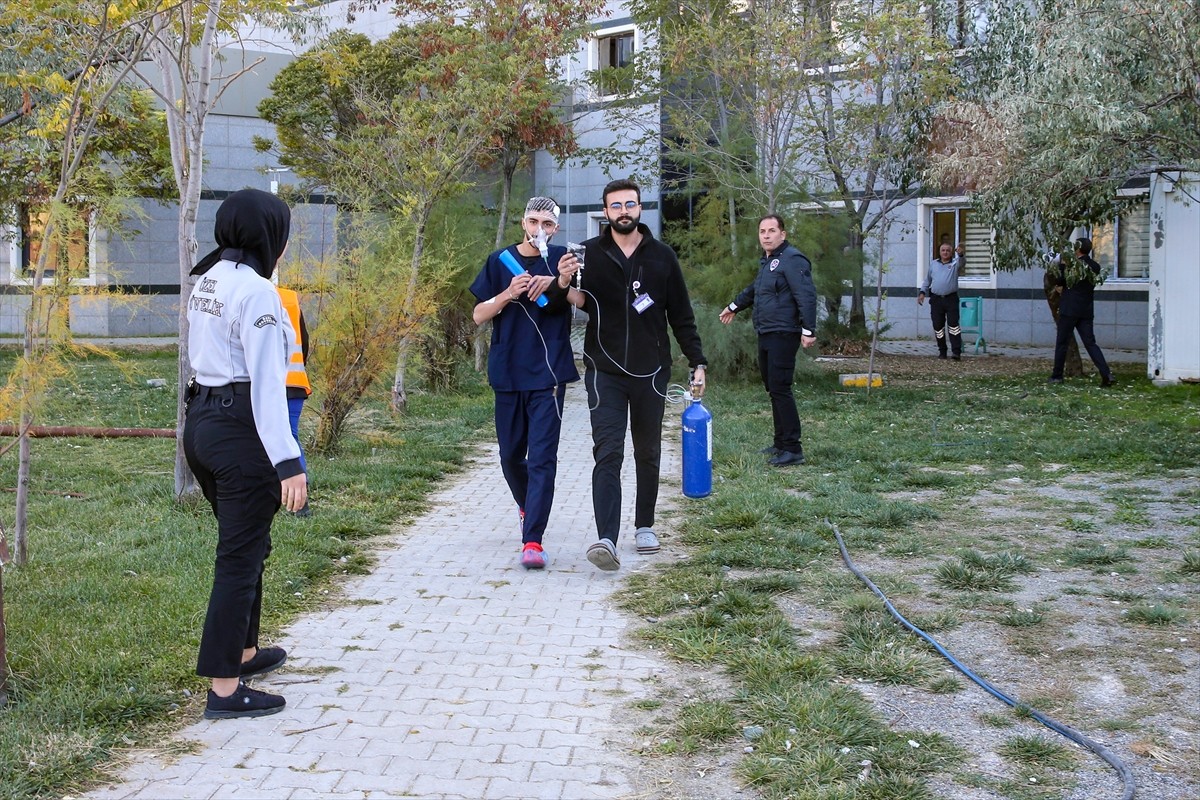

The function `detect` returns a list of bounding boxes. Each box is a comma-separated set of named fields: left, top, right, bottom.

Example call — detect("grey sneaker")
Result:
left=586, top=539, right=620, bottom=571
left=634, top=527, right=660, bottom=554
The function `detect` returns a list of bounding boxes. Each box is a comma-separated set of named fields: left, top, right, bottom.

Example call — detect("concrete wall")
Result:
left=1147, top=171, right=1200, bottom=383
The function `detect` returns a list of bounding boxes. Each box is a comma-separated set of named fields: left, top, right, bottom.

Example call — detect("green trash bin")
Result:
left=958, top=296, right=987, bottom=354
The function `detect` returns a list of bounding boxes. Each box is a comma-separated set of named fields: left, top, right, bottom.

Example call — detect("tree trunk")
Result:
left=390, top=209, right=432, bottom=413
left=848, top=223, right=867, bottom=332
left=477, top=161, right=518, bottom=373
left=152, top=3, right=219, bottom=498
left=14, top=420, right=29, bottom=567
left=0, top=524, right=8, bottom=706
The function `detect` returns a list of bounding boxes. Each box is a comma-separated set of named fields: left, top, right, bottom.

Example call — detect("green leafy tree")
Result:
left=124, top=0, right=302, bottom=496
left=260, top=0, right=603, bottom=413
left=928, top=0, right=1200, bottom=261
left=926, top=0, right=1200, bottom=373
left=622, top=0, right=958, bottom=333
left=0, top=0, right=175, bottom=705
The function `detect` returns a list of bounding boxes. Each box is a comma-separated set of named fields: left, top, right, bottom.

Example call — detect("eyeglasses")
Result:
left=608, top=200, right=640, bottom=211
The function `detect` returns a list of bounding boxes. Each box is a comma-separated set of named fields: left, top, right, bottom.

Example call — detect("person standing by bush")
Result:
left=277, top=285, right=312, bottom=517
left=1048, top=237, right=1114, bottom=387
left=719, top=213, right=817, bottom=467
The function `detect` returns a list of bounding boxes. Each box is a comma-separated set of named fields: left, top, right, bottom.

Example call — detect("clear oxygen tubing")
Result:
left=827, top=520, right=1136, bottom=800
left=573, top=283, right=688, bottom=411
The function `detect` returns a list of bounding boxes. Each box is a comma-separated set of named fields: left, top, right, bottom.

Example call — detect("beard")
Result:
left=609, top=214, right=640, bottom=235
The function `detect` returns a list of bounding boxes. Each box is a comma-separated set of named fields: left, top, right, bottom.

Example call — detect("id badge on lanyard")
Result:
left=631, top=280, right=654, bottom=314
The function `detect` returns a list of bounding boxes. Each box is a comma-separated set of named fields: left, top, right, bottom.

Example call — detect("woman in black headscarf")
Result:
left=183, top=188, right=307, bottom=719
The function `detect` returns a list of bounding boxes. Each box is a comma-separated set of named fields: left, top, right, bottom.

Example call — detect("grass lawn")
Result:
left=0, top=346, right=492, bottom=800
left=0, top=345, right=1197, bottom=800
left=614, top=353, right=1200, bottom=799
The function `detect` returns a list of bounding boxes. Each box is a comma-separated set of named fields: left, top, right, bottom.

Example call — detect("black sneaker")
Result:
left=204, top=683, right=285, bottom=720
left=769, top=450, right=806, bottom=467
left=1100, top=375, right=1115, bottom=388
left=240, top=646, right=287, bottom=678
left=938, top=352, right=948, bottom=359
left=758, top=446, right=781, bottom=456
left=951, top=353, right=961, bottom=361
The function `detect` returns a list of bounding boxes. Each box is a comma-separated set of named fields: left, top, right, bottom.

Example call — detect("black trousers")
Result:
left=585, top=368, right=667, bottom=543
left=495, top=385, right=566, bottom=545
left=929, top=292, right=962, bottom=355
left=1051, top=315, right=1112, bottom=380
left=757, top=332, right=803, bottom=453
left=183, top=387, right=281, bottom=679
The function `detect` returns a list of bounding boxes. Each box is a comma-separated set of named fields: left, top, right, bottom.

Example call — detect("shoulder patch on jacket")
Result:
left=253, top=314, right=278, bottom=329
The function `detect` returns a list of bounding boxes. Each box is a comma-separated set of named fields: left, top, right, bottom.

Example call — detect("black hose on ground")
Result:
left=827, top=520, right=1136, bottom=800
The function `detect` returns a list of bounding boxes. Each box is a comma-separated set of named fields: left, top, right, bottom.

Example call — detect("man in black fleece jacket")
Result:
left=558, top=178, right=708, bottom=572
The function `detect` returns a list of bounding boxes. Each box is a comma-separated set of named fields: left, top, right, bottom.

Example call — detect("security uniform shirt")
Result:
left=730, top=241, right=818, bottom=335
left=187, top=259, right=303, bottom=478
left=469, top=244, right=578, bottom=391
left=922, top=254, right=964, bottom=297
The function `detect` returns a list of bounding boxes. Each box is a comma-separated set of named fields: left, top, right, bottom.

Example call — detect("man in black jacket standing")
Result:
left=1048, top=237, right=1114, bottom=387
left=557, top=178, right=708, bottom=572
left=719, top=214, right=817, bottom=466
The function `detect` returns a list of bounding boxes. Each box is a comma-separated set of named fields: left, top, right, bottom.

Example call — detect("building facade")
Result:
left=1, top=0, right=1157, bottom=361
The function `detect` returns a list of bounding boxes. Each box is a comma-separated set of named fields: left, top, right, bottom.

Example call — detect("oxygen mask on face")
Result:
left=531, top=227, right=550, bottom=260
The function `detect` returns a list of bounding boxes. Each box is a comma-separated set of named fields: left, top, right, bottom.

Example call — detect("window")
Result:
left=591, top=28, right=636, bottom=98
left=1090, top=198, right=1150, bottom=280
left=930, top=0, right=987, bottom=49
left=15, top=204, right=92, bottom=281
left=930, top=206, right=991, bottom=278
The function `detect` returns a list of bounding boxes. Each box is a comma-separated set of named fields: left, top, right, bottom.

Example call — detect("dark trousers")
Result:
left=495, top=385, right=566, bottom=544
left=585, top=368, right=667, bottom=543
left=758, top=332, right=803, bottom=453
left=1051, top=315, right=1112, bottom=380
left=183, top=389, right=281, bottom=679
left=929, top=292, right=962, bottom=355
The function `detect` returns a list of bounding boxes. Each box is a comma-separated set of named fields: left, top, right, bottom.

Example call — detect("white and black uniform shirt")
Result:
left=187, top=259, right=301, bottom=471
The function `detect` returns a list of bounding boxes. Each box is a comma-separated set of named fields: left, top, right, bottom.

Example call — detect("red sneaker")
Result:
left=520, top=542, right=547, bottom=570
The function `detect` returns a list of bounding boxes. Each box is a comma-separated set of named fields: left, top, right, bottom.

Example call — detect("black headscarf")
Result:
left=191, top=188, right=291, bottom=279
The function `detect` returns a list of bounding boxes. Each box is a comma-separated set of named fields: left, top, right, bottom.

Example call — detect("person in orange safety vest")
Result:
left=278, top=286, right=312, bottom=517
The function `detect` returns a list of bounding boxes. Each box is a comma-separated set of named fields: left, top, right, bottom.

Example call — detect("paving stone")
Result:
left=82, top=382, right=679, bottom=799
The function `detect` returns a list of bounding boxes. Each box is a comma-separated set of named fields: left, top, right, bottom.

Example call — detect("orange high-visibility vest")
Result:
left=277, top=287, right=312, bottom=396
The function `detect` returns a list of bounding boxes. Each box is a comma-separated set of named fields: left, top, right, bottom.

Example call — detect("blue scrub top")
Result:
left=469, top=244, right=580, bottom=392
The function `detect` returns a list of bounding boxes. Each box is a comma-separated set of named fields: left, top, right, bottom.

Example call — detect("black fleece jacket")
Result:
left=579, top=223, right=707, bottom=376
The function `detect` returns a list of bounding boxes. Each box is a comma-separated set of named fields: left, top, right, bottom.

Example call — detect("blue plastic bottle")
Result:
left=498, top=249, right=549, bottom=308
left=681, top=394, right=712, bottom=498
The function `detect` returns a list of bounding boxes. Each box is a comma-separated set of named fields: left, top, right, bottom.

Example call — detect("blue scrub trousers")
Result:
left=495, top=385, right=566, bottom=545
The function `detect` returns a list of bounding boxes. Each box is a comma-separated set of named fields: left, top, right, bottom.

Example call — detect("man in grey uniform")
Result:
left=917, top=241, right=966, bottom=360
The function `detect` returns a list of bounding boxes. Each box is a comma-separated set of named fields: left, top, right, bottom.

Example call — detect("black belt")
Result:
left=929, top=291, right=958, bottom=298
left=193, top=382, right=251, bottom=399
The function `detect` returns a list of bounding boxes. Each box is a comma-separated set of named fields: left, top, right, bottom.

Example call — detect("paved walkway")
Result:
left=85, top=382, right=680, bottom=800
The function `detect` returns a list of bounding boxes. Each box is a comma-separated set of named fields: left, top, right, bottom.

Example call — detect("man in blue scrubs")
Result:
left=470, top=197, right=579, bottom=569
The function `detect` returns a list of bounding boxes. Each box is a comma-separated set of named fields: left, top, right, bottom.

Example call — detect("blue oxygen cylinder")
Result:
left=681, top=394, right=712, bottom=498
